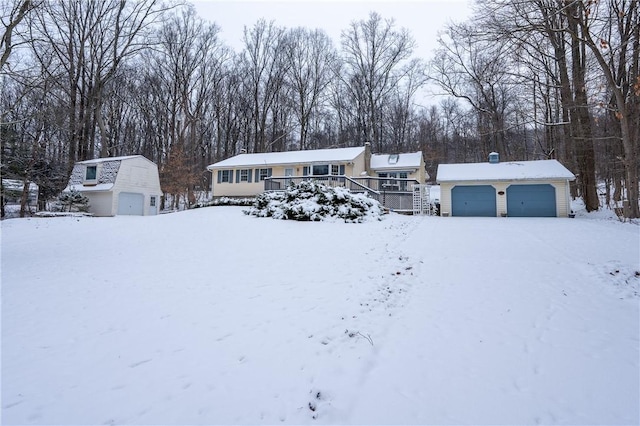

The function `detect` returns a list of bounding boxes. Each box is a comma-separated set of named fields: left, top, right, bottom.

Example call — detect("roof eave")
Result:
left=436, top=176, right=576, bottom=183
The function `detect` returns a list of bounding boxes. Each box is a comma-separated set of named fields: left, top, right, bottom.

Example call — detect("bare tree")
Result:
left=341, top=12, right=415, bottom=151
left=285, top=27, right=336, bottom=150
left=0, top=0, right=35, bottom=70
left=242, top=19, right=289, bottom=153
left=430, top=23, right=518, bottom=158
left=28, top=0, right=168, bottom=166
left=567, top=0, right=639, bottom=218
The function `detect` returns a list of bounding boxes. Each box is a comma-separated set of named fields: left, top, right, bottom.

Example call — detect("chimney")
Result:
left=364, top=142, right=372, bottom=175
left=488, top=152, right=499, bottom=164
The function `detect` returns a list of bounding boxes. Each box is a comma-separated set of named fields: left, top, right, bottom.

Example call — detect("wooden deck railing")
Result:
left=264, top=175, right=421, bottom=211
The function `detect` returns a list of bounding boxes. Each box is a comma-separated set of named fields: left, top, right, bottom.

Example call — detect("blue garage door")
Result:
left=507, top=184, right=556, bottom=217
left=451, top=185, right=496, bottom=217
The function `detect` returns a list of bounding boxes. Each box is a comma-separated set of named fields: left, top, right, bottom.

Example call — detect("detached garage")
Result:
left=64, top=155, right=162, bottom=217
left=436, top=153, right=576, bottom=218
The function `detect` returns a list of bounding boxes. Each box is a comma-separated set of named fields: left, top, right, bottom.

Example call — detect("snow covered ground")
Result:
left=2, top=206, right=639, bottom=425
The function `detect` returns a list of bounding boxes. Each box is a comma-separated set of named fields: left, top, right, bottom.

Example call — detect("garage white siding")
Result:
left=437, top=159, right=575, bottom=218
left=440, top=180, right=572, bottom=217
left=110, top=157, right=162, bottom=216
left=84, top=192, right=113, bottom=217
left=66, top=155, right=162, bottom=216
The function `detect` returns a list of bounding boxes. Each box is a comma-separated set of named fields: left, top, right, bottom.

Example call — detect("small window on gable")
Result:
left=388, top=154, right=399, bottom=164
left=85, top=165, right=97, bottom=180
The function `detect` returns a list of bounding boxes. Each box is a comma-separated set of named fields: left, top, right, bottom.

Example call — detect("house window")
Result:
left=331, top=164, right=339, bottom=175
left=218, top=170, right=233, bottom=183
left=303, top=166, right=310, bottom=176
left=312, top=164, right=329, bottom=175
left=255, top=168, right=272, bottom=182
left=379, top=171, right=410, bottom=190
left=85, top=165, right=97, bottom=180
left=237, top=169, right=252, bottom=183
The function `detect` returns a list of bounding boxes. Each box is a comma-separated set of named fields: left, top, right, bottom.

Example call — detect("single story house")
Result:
left=64, top=155, right=162, bottom=216
left=206, top=144, right=428, bottom=198
left=436, top=153, right=576, bottom=217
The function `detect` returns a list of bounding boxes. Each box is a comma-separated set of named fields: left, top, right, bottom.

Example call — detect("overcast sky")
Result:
left=190, top=0, right=472, bottom=62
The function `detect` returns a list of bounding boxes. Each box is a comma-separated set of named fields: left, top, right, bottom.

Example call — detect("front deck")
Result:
left=264, top=175, right=432, bottom=214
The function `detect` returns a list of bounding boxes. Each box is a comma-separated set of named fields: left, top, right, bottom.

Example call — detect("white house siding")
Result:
left=84, top=192, right=113, bottom=217
left=370, top=152, right=428, bottom=184
left=440, top=180, right=572, bottom=217
left=209, top=151, right=367, bottom=198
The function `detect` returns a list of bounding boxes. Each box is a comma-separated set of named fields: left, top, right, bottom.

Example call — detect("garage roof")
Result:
left=436, top=159, right=575, bottom=182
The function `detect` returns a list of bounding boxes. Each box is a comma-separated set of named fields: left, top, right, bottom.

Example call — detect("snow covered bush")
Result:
left=194, top=197, right=255, bottom=208
left=244, top=180, right=384, bottom=223
left=56, top=189, right=90, bottom=212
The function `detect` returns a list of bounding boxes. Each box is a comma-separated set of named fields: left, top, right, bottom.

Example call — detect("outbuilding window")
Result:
left=85, top=166, right=97, bottom=180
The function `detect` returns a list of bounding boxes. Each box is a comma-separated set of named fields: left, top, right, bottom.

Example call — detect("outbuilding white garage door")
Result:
left=117, top=192, right=144, bottom=215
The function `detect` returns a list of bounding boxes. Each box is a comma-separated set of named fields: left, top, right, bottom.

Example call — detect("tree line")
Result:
left=1, top=0, right=638, bottom=217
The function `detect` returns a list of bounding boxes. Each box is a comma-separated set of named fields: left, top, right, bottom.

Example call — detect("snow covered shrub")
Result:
left=244, top=180, right=384, bottom=223
left=193, top=197, right=255, bottom=208
left=56, top=189, right=90, bottom=212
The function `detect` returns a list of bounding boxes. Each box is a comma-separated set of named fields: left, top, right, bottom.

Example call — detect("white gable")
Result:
left=207, top=147, right=365, bottom=169
left=370, top=152, right=423, bottom=170
left=436, top=160, right=575, bottom=182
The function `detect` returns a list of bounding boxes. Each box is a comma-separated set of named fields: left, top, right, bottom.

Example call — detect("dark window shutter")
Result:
left=339, top=165, right=345, bottom=175
left=217, top=170, right=222, bottom=183
left=248, top=169, right=252, bottom=182
left=268, top=168, right=272, bottom=177
left=236, top=170, right=240, bottom=183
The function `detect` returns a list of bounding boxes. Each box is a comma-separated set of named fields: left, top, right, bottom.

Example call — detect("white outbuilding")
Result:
left=64, top=155, right=162, bottom=216
left=436, top=153, right=576, bottom=217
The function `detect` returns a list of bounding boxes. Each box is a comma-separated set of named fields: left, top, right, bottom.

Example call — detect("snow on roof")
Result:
left=64, top=183, right=114, bottom=192
left=436, top=159, right=575, bottom=182
left=2, top=179, right=38, bottom=191
left=207, top=147, right=365, bottom=169
left=370, top=152, right=423, bottom=170
left=76, top=155, right=142, bottom=165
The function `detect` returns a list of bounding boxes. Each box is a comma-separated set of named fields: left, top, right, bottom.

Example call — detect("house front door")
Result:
left=285, top=168, right=294, bottom=186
